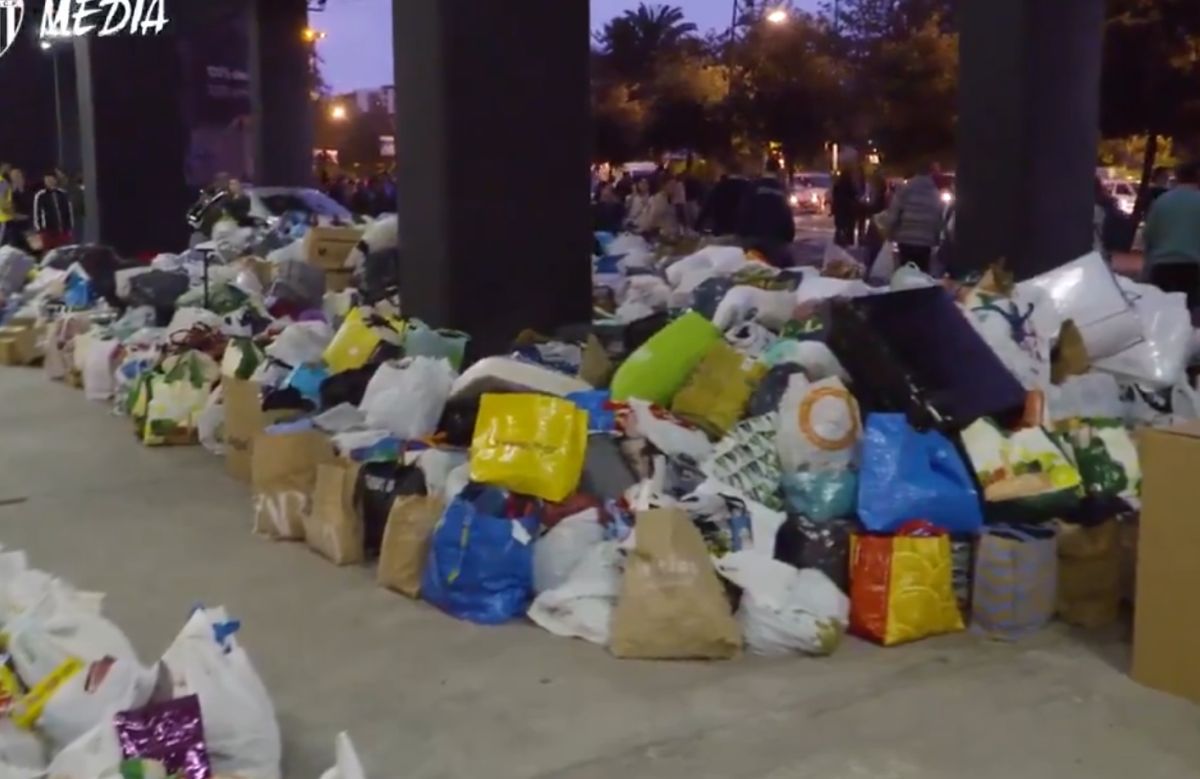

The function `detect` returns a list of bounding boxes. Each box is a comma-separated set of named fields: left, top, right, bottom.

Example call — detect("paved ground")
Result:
left=3, top=367, right=1200, bottom=779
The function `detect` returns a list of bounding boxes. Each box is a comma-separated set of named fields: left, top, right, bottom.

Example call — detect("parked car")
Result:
left=1104, top=180, right=1138, bottom=216
left=188, top=186, right=358, bottom=237
left=790, top=172, right=832, bottom=215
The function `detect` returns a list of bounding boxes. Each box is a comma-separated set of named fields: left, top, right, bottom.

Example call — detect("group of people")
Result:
left=319, top=170, right=397, bottom=216
left=593, top=160, right=796, bottom=267
left=0, top=164, right=78, bottom=254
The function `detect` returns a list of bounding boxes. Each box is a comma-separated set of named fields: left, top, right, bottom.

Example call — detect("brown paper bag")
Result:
left=378, top=495, right=445, bottom=597
left=225, top=378, right=289, bottom=482
left=305, top=461, right=364, bottom=566
left=1056, top=519, right=1120, bottom=628
left=251, top=430, right=336, bottom=541
left=1051, top=320, right=1091, bottom=385
left=610, top=508, right=741, bottom=660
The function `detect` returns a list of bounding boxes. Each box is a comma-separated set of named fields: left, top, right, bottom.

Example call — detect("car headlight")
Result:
left=811, top=193, right=820, bottom=204
left=940, top=191, right=954, bottom=205
left=789, top=194, right=799, bottom=206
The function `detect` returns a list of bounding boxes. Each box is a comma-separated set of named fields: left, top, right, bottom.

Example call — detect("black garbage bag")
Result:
left=354, top=461, right=428, bottom=557
left=775, top=516, right=857, bottom=593
left=437, top=397, right=480, bottom=447
left=360, top=248, right=401, bottom=305
left=319, top=363, right=382, bottom=410
left=127, top=270, right=190, bottom=310
left=825, top=287, right=1026, bottom=432
left=692, top=276, right=735, bottom=322
left=624, top=311, right=671, bottom=354
left=746, top=364, right=806, bottom=417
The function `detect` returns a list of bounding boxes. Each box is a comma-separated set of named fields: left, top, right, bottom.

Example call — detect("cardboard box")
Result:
left=0, top=325, right=38, bottom=366
left=305, top=226, right=364, bottom=271
left=1133, top=422, right=1200, bottom=704
left=224, top=378, right=290, bottom=482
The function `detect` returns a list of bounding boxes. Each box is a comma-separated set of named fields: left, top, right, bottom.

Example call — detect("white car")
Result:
left=790, top=172, right=832, bottom=215
left=1105, top=180, right=1138, bottom=216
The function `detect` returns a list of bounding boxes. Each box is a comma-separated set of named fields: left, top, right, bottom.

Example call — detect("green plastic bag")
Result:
left=610, top=311, right=720, bottom=405
left=671, top=341, right=765, bottom=438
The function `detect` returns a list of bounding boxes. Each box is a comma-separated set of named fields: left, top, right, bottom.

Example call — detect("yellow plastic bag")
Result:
left=469, top=393, right=588, bottom=502
left=323, top=308, right=405, bottom=374
left=849, top=522, right=964, bottom=646
left=670, top=341, right=766, bottom=438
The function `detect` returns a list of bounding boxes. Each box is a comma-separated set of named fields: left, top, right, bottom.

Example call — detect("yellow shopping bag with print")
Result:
left=469, top=393, right=588, bottom=502
left=850, top=520, right=965, bottom=646
left=323, top=307, right=406, bottom=374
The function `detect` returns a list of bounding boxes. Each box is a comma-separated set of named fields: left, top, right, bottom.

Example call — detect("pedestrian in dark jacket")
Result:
left=697, top=174, right=750, bottom=236
left=736, top=168, right=796, bottom=268
left=33, top=171, right=74, bottom=251
left=831, top=166, right=861, bottom=247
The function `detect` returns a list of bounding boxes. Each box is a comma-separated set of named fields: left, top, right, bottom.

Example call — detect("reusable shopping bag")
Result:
left=378, top=495, right=445, bottom=597
left=469, top=393, right=588, bottom=502
left=220, top=337, right=265, bottom=380
left=1056, top=519, right=1121, bottom=628
left=960, top=418, right=1083, bottom=521
left=857, top=414, right=984, bottom=534
left=774, top=516, right=856, bottom=592
left=251, top=430, right=336, bottom=540
left=610, top=311, right=721, bottom=405
left=404, top=320, right=470, bottom=370
left=322, top=307, right=405, bottom=374
left=305, top=461, right=364, bottom=566
left=421, top=485, right=540, bottom=624
left=354, top=460, right=427, bottom=557
left=1054, top=418, right=1140, bottom=501
left=609, top=508, right=741, bottom=660
left=132, top=352, right=220, bottom=446
left=971, top=525, right=1058, bottom=639
left=849, top=520, right=965, bottom=646
left=701, top=414, right=784, bottom=511
left=670, top=340, right=765, bottom=438
left=359, top=357, right=455, bottom=440
left=777, top=375, right=862, bottom=473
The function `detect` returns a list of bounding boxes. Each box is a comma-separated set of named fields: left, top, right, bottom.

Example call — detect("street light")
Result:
left=302, top=27, right=325, bottom=43
left=39, top=37, right=67, bottom=169
left=329, top=104, right=348, bottom=121
left=766, top=8, right=789, bottom=24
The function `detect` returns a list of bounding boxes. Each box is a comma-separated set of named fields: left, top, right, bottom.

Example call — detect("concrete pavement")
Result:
left=2, top=366, right=1200, bottom=779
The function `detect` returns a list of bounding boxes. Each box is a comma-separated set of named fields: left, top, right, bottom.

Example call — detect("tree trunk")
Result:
left=1132, top=131, right=1159, bottom=229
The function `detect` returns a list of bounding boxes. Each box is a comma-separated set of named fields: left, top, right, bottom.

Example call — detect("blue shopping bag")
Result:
left=421, top=485, right=540, bottom=625
left=857, top=413, right=983, bottom=534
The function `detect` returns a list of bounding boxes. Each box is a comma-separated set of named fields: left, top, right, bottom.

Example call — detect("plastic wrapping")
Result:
left=115, top=696, right=211, bottom=779
left=470, top=393, right=588, bottom=502
left=857, top=414, right=983, bottom=534
left=533, top=509, right=605, bottom=594
left=1094, top=280, right=1191, bottom=388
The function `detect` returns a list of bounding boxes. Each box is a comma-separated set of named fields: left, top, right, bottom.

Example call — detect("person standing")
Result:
left=635, top=175, right=685, bottom=238
left=831, top=164, right=861, bottom=247
left=736, top=163, right=796, bottom=268
left=32, top=171, right=74, bottom=251
left=1144, top=160, right=1200, bottom=309
left=0, top=163, right=13, bottom=247
left=1149, top=166, right=1172, bottom=205
left=625, top=177, right=653, bottom=231
left=879, top=164, right=945, bottom=272
left=4, top=169, right=33, bottom=249
left=592, top=183, right=626, bottom=234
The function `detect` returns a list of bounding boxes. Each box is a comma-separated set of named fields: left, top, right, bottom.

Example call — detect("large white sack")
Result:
left=265, top=321, right=335, bottom=367
left=712, top=286, right=796, bottom=331
left=360, top=357, right=455, bottom=440
left=528, top=541, right=623, bottom=645
left=1016, top=251, right=1142, bottom=361
left=795, top=274, right=871, bottom=303
left=665, top=245, right=747, bottom=288
left=44, top=717, right=123, bottom=779
left=618, top=274, right=671, bottom=312
left=607, top=233, right=650, bottom=258
left=0, top=721, right=45, bottom=774
left=320, top=732, right=367, bottom=779
left=1093, top=279, right=1191, bottom=389
left=162, top=607, right=281, bottom=779
left=715, top=552, right=849, bottom=656
left=533, top=509, right=605, bottom=594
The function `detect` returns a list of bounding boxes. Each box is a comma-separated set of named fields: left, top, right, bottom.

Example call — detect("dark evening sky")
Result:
left=318, top=0, right=821, bottom=91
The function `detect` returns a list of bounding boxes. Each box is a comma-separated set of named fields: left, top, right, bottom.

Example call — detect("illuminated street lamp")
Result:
left=302, top=27, right=325, bottom=43
left=766, top=8, right=789, bottom=24
left=329, top=104, right=348, bottom=121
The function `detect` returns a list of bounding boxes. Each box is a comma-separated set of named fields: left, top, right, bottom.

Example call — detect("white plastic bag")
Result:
left=715, top=553, right=849, bottom=656
left=1017, top=251, right=1142, bottom=360
left=0, top=721, right=45, bottom=773
left=265, top=321, right=335, bottom=367
left=527, top=541, right=623, bottom=645
left=693, top=478, right=785, bottom=558
left=360, top=357, right=455, bottom=440
left=162, top=607, right=281, bottom=779
left=533, top=509, right=605, bottom=594
left=197, top=385, right=226, bottom=455
left=319, top=732, right=367, bottom=779
left=868, top=243, right=896, bottom=284
left=1046, top=373, right=1124, bottom=423
left=7, top=608, right=153, bottom=748
left=607, top=233, right=650, bottom=258
left=776, top=376, right=861, bottom=472
left=82, top=339, right=120, bottom=402
left=891, top=262, right=938, bottom=290
left=712, top=286, right=796, bottom=331
left=665, top=245, right=747, bottom=288
left=44, top=717, right=122, bottom=779
left=618, top=275, right=671, bottom=312
left=761, top=340, right=847, bottom=381
left=627, top=399, right=713, bottom=462
left=795, top=274, right=871, bottom=303
left=1094, top=280, right=1191, bottom=388
left=166, top=307, right=226, bottom=341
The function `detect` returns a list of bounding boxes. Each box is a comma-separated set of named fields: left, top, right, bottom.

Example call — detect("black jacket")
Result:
left=32, top=187, right=72, bottom=233
left=698, top=175, right=750, bottom=236
left=736, top=177, right=795, bottom=248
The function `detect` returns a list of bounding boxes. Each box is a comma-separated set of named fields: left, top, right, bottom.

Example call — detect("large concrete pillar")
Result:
left=392, top=0, right=593, bottom=356
left=957, top=0, right=1106, bottom=279
left=250, top=0, right=313, bottom=186
left=74, top=33, right=191, bottom=254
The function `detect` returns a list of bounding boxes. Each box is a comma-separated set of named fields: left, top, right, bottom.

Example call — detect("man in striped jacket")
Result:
left=32, top=171, right=74, bottom=252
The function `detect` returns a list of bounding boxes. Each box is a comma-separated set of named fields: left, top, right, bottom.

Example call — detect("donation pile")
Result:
left=0, top=547, right=282, bottom=779
left=0, top=224, right=1192, bottom=671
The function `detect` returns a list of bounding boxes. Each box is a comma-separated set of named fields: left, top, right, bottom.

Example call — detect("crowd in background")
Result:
left=0, top=164, right=80, bottom=254
left=318, top=169, right=397, bottom=217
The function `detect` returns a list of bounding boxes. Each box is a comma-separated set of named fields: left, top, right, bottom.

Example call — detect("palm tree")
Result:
left=596, top=3, right=699, bottom=84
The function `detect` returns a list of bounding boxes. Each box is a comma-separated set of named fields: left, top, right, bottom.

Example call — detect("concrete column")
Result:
left=957, top=0, right=1106, bottom=279
left=74, top=33, right=191, bottom=254
left=392, top=0, right=593, bottom=356
left=250, top=0, right=313, bottom=186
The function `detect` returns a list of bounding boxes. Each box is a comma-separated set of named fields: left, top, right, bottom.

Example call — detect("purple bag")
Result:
left=115, top=695, right=211, bottom=779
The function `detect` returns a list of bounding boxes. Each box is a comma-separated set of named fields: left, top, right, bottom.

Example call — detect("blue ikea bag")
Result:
left=857, top=413, right=984, bottom=534
left=421, top=484, right=540, bottom=625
